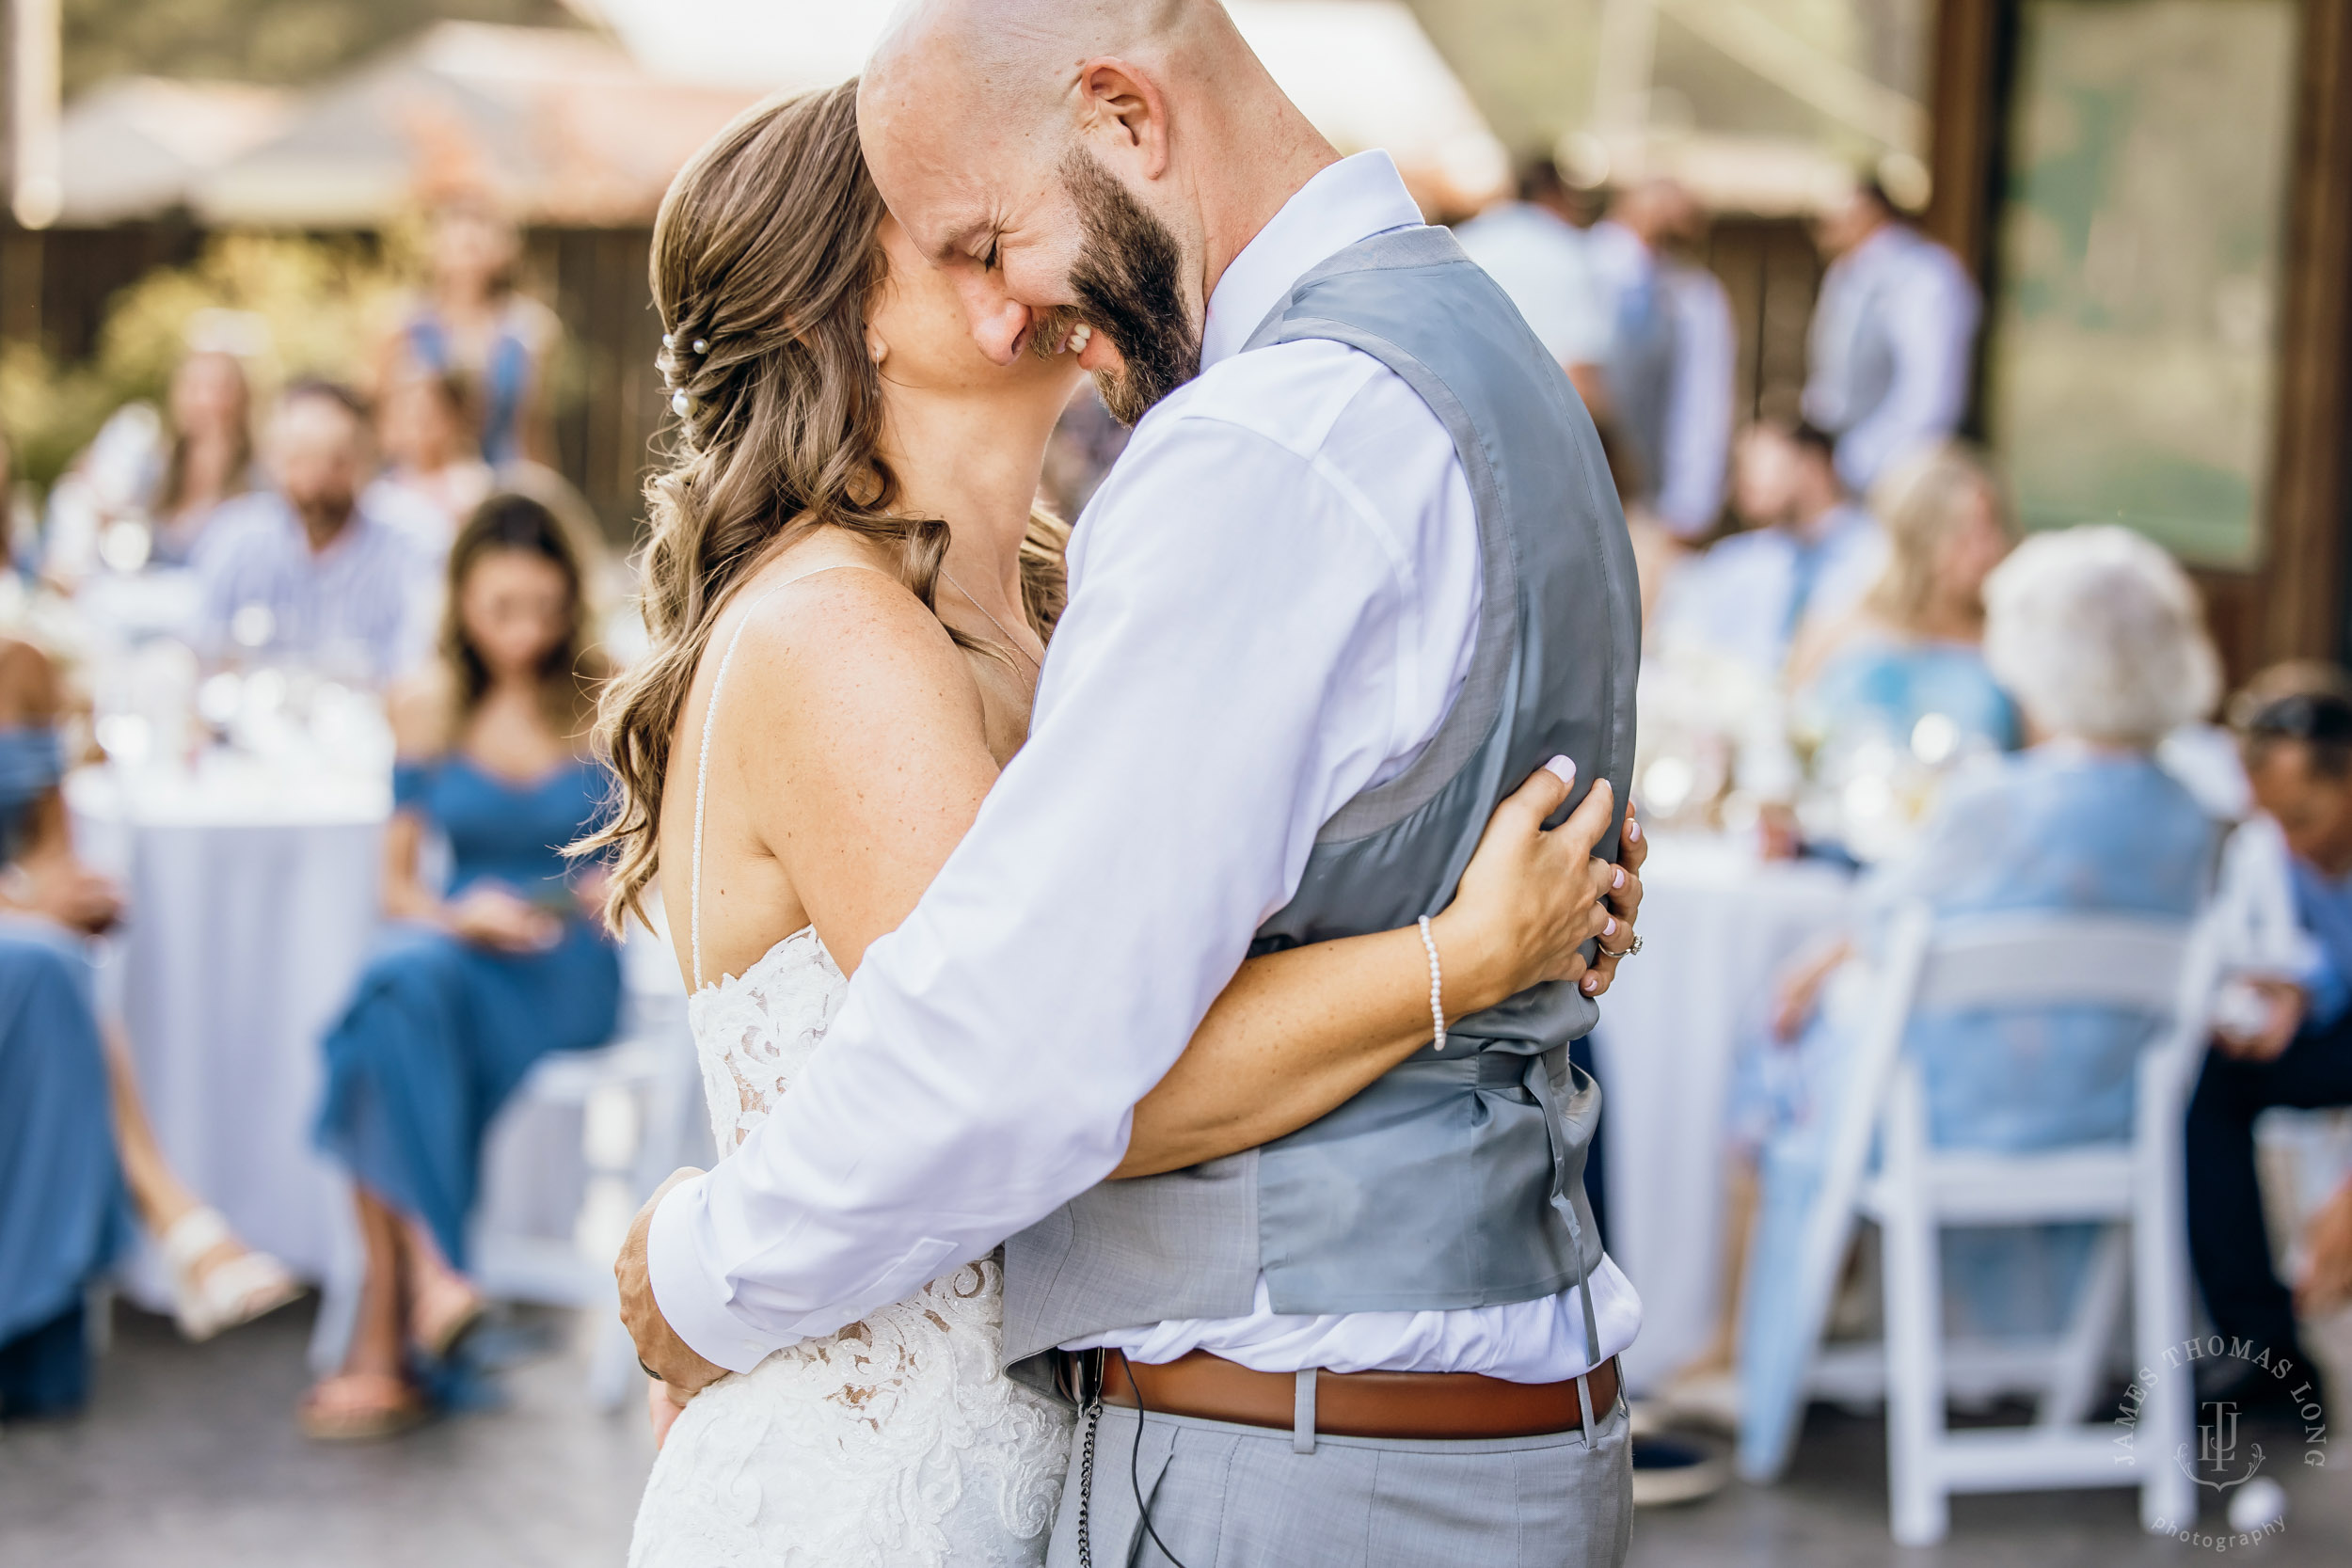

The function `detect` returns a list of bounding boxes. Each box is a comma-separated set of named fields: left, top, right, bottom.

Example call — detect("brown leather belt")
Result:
left=1093, top=1349, right=1619, bottom=1441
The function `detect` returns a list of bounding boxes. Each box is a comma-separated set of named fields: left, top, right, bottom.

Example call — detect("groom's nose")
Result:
left=952, top=270, right=1034, bottom=367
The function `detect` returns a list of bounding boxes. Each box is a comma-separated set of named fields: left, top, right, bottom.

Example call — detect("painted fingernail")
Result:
left=1583, top=975, right=1599, bottom=992
left=1613, top=867, right=1626, bottom=890
left=1545, top=755, right=1575, bottom=786
left=1603, top=916, right=1616, bottom=936
left=1625, top=816, right=1643, bottom=843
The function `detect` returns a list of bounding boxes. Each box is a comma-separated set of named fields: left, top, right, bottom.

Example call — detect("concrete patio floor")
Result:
left=2, top=1299, right=2344, bottom=1566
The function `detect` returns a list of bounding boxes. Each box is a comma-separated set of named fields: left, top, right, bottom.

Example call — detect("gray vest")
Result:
left=1002, top=226, right=1642, bottom=1375
left=1605, top=273, right=1677, bottom=504
left=1806, top=259, right=1899, bottom=438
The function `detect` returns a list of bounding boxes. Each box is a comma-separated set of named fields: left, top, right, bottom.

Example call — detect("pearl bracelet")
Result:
left=1418, top=915, right=1446, bottom=1052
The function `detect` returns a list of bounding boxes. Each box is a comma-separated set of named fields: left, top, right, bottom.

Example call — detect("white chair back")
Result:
left=1910, top=915, right=2189, bottom=1014
left=1740, top=900, right=2219, bottom=1535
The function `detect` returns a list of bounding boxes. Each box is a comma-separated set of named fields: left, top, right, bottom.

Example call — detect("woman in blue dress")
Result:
left=304, top=487, right=618, bottom=1438
left=1788, top=442, right=2022, bottom=774
left=1734, top=525, right=2225, bottom=1468
left=0, top=630, right=297, bottom=1414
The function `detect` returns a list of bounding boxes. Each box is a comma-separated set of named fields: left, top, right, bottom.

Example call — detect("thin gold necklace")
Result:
left=940, top=568, right=1041, bottom=685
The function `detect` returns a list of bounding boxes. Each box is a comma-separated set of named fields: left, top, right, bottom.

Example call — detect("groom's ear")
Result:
left=1075, top=58, right=1171, bottom=181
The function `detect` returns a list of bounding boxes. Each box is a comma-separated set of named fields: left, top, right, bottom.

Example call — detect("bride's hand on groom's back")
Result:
left=1438, top=761, right=1642, bottom=1008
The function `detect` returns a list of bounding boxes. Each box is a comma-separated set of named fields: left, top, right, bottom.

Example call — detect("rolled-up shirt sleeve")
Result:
left=649, top=409, right=1419, bottom=1370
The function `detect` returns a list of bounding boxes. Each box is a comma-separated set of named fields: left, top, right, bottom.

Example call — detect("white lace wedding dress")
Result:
left=628, top=582, right=1073, bottom=1567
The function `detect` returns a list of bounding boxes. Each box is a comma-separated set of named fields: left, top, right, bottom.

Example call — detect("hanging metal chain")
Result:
left=1074, top=1392, right=1102, bottom=1568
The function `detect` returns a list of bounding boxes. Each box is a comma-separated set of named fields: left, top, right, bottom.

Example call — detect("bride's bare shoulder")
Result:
left=714, top=553, right=988, bottom=759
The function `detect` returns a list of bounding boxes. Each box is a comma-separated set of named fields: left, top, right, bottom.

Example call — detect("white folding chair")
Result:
left=1743, top=904, right=2217, bottom=1544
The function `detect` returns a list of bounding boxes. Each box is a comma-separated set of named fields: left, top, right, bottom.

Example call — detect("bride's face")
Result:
left=865, top=214, right=1084, bottom=416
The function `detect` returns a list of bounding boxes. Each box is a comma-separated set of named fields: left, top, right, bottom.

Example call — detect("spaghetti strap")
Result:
left=688, top=562, right=898, bottom=990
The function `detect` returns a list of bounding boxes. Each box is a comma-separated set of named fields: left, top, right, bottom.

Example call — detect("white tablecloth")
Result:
left=69, top=764, right=390, bottom=1306
left=1588, top=834, right=1856, bottom=1391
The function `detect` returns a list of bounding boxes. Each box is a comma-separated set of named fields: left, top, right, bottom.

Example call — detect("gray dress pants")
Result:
left=1043, top=1395, right=1633, bottom=1568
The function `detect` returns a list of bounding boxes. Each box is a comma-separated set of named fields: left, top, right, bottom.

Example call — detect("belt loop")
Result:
left=1574, top=1370, right=1597, bottom=1449
left=1293, top=1368, right=1317, bottom=1454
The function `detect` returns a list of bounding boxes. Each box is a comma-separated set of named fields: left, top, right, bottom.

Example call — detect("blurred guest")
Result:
left=364, top=367, right=495, bottom=562
left=1453, top=156, right=1613, bottom=413
left=302, top=492, right=618, bottom=1440
left=1788, top=442, right=2020, bottom=762
left=0, top=428, right=34, bottom=577
left=146, top=350, right=260, bottom=565
left=0, top=633, right=299, bottom=1418
left=1733, top=527, right=2219, bottom=1460
left=2186, top=676, right=2352, bottom=1414
left=1803, top=178, right=1979, bottom=495
left=381, top=198, right=560, bottom=467
left=1654, top=420, right=1884, bottom=680
left=42, top=349, right=260, bottom=579
left=0, top=926, right=120, bottom=1419
left=195, top=380, right=431, bottom=682
left=1586, top=180, right=1734, bottom=537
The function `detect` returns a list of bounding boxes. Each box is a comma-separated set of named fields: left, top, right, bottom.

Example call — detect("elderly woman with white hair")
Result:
left=1728, top=525, right=2223, bottom=1459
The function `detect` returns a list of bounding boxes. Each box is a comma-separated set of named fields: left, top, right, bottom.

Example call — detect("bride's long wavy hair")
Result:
left=580, top=81, right=1067, bottom=930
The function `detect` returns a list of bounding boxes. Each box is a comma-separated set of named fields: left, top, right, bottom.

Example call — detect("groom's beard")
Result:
left=1032, top=150, right=1200, bottom=427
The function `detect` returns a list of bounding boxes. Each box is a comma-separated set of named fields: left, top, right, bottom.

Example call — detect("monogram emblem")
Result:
left=2176, top=1400, right=2266, bottom=1492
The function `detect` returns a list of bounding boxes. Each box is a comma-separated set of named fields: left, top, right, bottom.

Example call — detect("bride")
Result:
left=586, top=83, right=1639, bottom=1568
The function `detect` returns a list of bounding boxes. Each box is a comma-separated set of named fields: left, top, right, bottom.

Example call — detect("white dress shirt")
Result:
left=1449, top=200, right=1613, bottom=370
left=1803, top=223, right=1981, bottom=495
left=194, top=492, right=433, bottom=683
left=1656, top=502, right=1889, bottom=679
left=649, top=150, right=1641, bottom=1384
left=1583, top=221, right=1739, bottom=536
left=1655, top=261, right=1736, bottom=537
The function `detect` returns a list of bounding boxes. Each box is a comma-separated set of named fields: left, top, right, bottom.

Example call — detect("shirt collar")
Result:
left=1199, top=150, right=1425, bottom=371
left=268, top=492, right=379, bottom=563
left=1847, top=222, right=1907, bottom=272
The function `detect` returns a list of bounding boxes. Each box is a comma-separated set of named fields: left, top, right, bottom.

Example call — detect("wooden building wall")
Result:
left=1925, top=0, right=2352, bottom=681
left=0, top=218, right=667, bottom=545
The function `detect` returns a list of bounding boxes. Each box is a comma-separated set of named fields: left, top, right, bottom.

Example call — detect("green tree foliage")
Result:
left=62, top=0, right=580, bottom=97
left=1, top=233, right=406, bottom=488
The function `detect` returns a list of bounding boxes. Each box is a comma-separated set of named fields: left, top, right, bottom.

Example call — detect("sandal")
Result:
left=162, top=1207, right=304, bottom=1343
left=410, top=1273, right=486, bottom=1364
left=299, top=1371, right=430, bottom=1442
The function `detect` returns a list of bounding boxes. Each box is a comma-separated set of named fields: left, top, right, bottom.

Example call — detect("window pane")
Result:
left=1985, top=0, right=2296, bottom=569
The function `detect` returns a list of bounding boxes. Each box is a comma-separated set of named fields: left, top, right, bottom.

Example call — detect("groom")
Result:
left=623, top=2, right=1645, bottom=1560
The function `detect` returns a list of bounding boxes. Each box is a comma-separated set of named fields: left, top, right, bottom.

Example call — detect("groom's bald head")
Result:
left=859, top=0, right=1332, bottom=420
left=868, top=0, right=1216, bottom=115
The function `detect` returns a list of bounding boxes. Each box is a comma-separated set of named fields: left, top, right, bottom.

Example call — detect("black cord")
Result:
left=1122, top=1358, right=1194, bottom=1568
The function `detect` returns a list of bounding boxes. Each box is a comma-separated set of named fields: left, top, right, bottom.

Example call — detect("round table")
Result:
left=69, top=762, right=389, bottom=1306
left=1587, top=832, right=1856, bottom=1392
